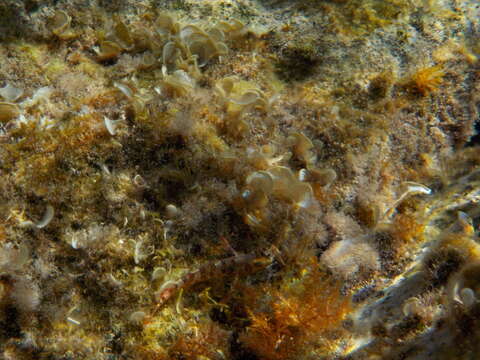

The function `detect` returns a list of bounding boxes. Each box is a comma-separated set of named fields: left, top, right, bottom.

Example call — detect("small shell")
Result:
left=0, top=102, right=20, bottom=123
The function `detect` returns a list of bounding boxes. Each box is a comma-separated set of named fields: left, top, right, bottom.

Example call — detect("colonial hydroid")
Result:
left=0, top=0, right=479, bottom=359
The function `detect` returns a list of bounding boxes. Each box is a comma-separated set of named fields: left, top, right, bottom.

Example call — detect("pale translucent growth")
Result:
left=246, top=146, right=284, bottom=169
left=266, top=166, right=315, bottom=208
left=104, top=116, right=116, bottom=135
left=20, top=87, right=53, bottom=108
left=157, top=280, right=179, bottom=296
left=152, top=267, right=167, bottom=281
left=129, top=311, right=146, bottom=324
left=113, top=82, right=133, bottom=99
left=460, top=288, right=476, bottom=307
left=36, top=205, right=54, bottom=229
left=402, top=297, right=421, bottom=316
left=384, top=181, right=432, bottom=220
left=0, top=84, right=23, bottom=102
left=298, top=168, right=308, bottom=182
left=268, top=166, right=297, bottom=194
left=246, top=171, right=274, bottom=195
left=66, top=317, right=81, bottom=326
left=180, top=25, right=207, bottom=43
left=287, top=132, right=316, bottom=165
left=216, top=76, right=237, bottom=98
left=133, top=174, right=148, bottom=188
left=0, top=243, right=30, bottom=272
left=134, top=237, right=154, bottom=265
left=156, top=13, right=178, bottom=35
left=209, top=28, right=225, bottom=42
left=402, top=181, right=432, bottom=196
left=50, top=10, right=71, bottom=35
left=165, top=204, right=181, bottom=219
left=67, top=223, right=116, bottom=249
left=229, top=90, right=261, bottom=105
left=112, top=20, right=134, bottom=51
left=12, top=278, right=41, bottom=312
left=163, top=220, right=174, bottom=240
left=321, top=239, right=380, bottom=277
left=293, top=182, right=314, bottom=209
left=162, top=70, right=196, bottom=95
left=304, top=167, right=337, bottom=186
left=95, top=41, right=122, bottom=61
left=20, top=205, right=54, bottom=229
left=162, top=41, right=180, bottom=66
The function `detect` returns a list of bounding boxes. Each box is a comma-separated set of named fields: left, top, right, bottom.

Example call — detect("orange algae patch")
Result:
left=169, top=322, right=231, bottom=360
left=409, top=65, right=445, bottom=96
left=241, top=265, right=351, bottom=360
left=391, top=212, right=425, bottom=245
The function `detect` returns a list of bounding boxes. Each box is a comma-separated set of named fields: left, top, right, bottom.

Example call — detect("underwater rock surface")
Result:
left=0, top=0, right=479, bottom=359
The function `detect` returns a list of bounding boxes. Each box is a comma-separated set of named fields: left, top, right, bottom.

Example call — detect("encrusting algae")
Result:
left=0, top=0, right=479, bottom=359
